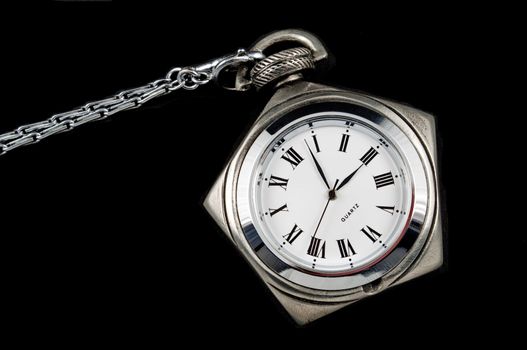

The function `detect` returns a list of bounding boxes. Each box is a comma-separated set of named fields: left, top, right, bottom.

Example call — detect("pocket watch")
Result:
left=204, top=30, right=443, bottom=324
left=0, top=29, right=443, bottom=325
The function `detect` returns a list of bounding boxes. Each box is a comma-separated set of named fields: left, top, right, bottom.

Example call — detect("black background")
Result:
left=2, top=2, right=523, bottom=345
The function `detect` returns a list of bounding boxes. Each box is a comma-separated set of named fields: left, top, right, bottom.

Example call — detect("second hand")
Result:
left=312, top=179, right=339, bottom=238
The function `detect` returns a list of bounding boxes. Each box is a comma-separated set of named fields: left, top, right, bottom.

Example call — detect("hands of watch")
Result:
left=304, top=139, right=331, bottom=189
left=336, top=163, right=363, bottom=191
left=313, top=179, right=339, bottom=237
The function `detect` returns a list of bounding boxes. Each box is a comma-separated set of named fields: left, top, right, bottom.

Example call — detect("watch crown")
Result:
left=250, top=47, right=315, bottom=90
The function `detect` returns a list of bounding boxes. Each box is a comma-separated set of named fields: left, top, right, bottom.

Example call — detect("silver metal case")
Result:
left=204, top=81, right=443, bottom=325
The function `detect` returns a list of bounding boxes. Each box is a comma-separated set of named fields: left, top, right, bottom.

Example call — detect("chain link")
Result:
left=0, top=49, right=265, bottom=156
left=0, top=68, right=210, bottom=156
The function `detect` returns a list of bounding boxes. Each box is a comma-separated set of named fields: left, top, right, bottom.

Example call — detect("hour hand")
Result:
left=336, top=164, right=363, bottom=191
left=304, top=139, right=330, bottom=189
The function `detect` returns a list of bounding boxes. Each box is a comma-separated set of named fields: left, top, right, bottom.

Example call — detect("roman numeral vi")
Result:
left=337, top=238, right=357, bottom=258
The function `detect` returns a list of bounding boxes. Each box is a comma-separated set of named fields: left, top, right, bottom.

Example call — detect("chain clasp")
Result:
left=194, top=49, right=265, bottom=91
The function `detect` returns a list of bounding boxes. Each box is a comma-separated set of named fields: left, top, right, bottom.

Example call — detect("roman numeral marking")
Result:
left=373, top=172, right=395, bottom=189
left=339, top=134, right=350, bottom=152
left=377, top=205, right=395, bottom=215
left=360, top=147, right=379, bottom=166
left=307, top=237, right=326, bottom=258
left=269, top=204, right=288, bottom=217
left=312, top=134, right=321, bottom=153
left=337, top=238, right=357, bottom=258
left=268, top=175, right=289, bottom=190
left=281, top=147, right=304, bottom=169
left=283, top=224, right=303, bottom=244
left=361, top=225, right=382, bottom=243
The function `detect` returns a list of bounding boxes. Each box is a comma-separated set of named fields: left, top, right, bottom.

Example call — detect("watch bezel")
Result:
left=225, top=88, right=436, bottom=294
left=246, top=110, right=414, bottom=276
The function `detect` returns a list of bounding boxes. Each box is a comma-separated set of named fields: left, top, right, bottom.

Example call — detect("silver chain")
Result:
left=0, top=49, right=264, bottom=156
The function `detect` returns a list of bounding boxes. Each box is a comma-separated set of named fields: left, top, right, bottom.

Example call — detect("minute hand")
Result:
left=336, top=164, right=363, bottom=191
left=304, top=140, right=331, bottom=190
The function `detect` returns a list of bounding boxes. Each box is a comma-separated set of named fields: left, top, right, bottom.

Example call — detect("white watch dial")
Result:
left=251, top=115, right=412, bottom=275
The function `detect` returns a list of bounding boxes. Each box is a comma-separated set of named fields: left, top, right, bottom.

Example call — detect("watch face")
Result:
left=236, top=102, right=428, bottom=290
left=253, top=116, right=410, bottom=275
